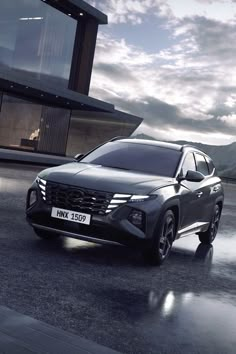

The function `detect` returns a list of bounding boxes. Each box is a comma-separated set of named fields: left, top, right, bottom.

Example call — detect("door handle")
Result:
left=196, top=191, right=203, bottom=198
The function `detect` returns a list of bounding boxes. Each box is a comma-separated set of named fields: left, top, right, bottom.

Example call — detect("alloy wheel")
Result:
left=159, top=215, right=175, bottom=259
left=210, top=206, right=220, bottom=242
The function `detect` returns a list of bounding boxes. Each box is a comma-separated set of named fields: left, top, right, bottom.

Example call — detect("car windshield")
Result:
left=80, top=141, right=182, bottom=177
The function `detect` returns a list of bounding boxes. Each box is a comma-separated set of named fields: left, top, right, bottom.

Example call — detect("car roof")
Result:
left=115, top=138, right=183, bottom=151
left=111, top=138, right=208, bottom=156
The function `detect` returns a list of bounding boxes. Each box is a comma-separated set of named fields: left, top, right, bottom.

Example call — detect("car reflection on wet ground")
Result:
left=0, top=163, right=236, bottom=354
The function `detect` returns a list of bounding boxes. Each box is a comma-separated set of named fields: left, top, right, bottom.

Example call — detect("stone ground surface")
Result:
left=0, top=162, right=236, bottom=354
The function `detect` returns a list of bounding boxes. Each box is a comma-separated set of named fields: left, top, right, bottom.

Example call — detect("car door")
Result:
left=178, top=152, right=202, bottom=229
left=193, top=152, right=213, bottom=223
left=197, top=155, right=222, bottom=223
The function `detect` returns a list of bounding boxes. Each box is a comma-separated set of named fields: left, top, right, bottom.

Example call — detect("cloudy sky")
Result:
left=86, top=0, right=236, bottom=145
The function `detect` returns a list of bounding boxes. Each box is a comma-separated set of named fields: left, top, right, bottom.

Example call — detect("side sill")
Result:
left=177, top=222, right=210, bottom=238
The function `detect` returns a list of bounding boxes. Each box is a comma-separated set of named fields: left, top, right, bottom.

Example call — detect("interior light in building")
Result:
left=68, top=13, right=72, bottom=16
left=80, top=13, right=84, bottom=16
left=19, top=17, right=44, bottom=21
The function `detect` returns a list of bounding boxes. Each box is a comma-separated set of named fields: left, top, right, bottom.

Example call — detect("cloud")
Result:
left=87, top=1, right=236, bottom=144
left=88, top=0, right=236, bottom=24
left=87, top=0, right=170, bottom=24
left=165, top=0, right=236, bottom=22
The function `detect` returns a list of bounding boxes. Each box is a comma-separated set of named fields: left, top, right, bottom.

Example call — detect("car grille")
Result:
left=44, top=182, right=113, bottom=215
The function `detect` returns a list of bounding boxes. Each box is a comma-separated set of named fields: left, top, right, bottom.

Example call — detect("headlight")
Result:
left=36, top=177, right=47, bottom=201
left=105, top=193, right=155, bottom=213
left=130, top=195, right=151, bottom=202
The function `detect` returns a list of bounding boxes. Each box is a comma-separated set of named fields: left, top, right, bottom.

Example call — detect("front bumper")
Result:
left=26, top=185, right=160, bottom=247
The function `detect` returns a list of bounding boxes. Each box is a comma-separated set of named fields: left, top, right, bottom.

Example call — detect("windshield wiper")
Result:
left=102, top=165, right=131, bottom=171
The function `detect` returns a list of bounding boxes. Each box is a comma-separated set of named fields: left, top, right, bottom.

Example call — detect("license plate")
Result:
left=51, top=207, right=91, bottom=225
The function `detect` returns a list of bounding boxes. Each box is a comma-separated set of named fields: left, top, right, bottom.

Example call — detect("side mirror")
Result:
left=177, top=170, right=204, bottom=183
left=74, top=153, right=84, bottom=162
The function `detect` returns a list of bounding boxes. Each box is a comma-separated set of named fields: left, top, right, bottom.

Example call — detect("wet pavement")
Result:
left=0, top=162, right=236, bottom=354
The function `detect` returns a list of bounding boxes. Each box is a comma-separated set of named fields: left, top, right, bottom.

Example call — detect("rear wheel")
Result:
left=143, top=210, right=176, bottom=266
left=198, top=204, right=221, bottom=244
left=33, top=228, right=60, bottom=240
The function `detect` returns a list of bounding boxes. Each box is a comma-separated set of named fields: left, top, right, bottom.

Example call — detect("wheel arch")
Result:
left=159, top=200, right=180, bottom=239
left=215, top=197, right=224, bottom=215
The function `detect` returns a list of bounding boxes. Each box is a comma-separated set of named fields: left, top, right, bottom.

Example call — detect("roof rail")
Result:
left=181, top=144, right=197, bottom=151
left=181, top=144, right=206, bottom=153
left=109, top=136, right=127, bottom=142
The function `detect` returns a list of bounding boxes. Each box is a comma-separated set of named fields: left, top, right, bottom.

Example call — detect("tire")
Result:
left=33, top=228, right=60, bottom=240
left=143, top=210, right=176, bottom=266
left=198, top=204, right=221, bottom=244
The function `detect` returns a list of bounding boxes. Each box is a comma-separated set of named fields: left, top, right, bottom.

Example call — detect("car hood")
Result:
left=39, top=162, right=175, bottom=194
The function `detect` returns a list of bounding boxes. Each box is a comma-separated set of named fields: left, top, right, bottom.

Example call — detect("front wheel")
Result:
left=198, top=204, right=221, bottom=244
left=33, top=227, right=60, bottom=240
left=143, top=210, right=176, bottom=266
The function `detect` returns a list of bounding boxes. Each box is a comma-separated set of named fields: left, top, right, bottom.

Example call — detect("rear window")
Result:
left=81, top=141, right=182, bottom=177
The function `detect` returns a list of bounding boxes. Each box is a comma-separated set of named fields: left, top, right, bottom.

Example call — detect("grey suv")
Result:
left=26, top=138, right=224, bottom=265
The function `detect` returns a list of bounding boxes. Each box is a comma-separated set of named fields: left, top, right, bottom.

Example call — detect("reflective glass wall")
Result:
left=66, top=112, right=140, bottom=156
left=0, top=94, right=41, bottom=150
left=0, top=93, right=71, bottom=155
left=0, top=0, right=77, bottom=88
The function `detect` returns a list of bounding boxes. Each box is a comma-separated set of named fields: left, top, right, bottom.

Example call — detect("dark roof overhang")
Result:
left=45, top=0, right=108, bottom=24
left=0, top=72, right=114, bottom=113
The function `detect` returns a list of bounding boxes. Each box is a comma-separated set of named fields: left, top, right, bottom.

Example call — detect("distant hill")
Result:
left=133, top=133, right=236, bottom=178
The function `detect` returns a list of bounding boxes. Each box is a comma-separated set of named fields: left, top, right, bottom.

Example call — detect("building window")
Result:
left=0, top=94, right=41, bottom=151
left=0, top=0, right=77, bottom=88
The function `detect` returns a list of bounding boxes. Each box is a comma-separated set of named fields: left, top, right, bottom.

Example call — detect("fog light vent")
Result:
left=29, top=190, right=37, bottom=206
left=128, top=209, right=145, bottom=231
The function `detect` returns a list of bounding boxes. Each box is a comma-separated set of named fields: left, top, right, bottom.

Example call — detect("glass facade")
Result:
left=0, top=94, right=41, bottom=151
left=0, top=0, right=77, bottom=88
left=0, top=93, right=140, bottom=156
left=66, top=113, right=140, bottom=156
left=0, top=93, right=71, bottom=155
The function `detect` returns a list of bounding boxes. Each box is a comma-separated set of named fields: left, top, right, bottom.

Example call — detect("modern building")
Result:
left=0, top=0, right=142, bottom=159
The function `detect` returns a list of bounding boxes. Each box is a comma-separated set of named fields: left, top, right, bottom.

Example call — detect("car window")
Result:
left=181, top=153, right=196, bottom=176
left=80, top=141, right=182, bottom=177
left=205, top=156, right=215, bottom=175
left=194, top=153, right=209, bottom=176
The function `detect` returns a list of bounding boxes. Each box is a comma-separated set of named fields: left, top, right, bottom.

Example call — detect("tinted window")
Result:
left=81, top=142, right=182, bottom=177
left=195, top=153, right=209, bottom=176
left=181, top=153, right=196, bottom=176
left=205, top=156, right=215, bottom=175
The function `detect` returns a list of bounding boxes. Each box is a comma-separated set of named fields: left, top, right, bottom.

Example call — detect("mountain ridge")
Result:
left=132, top=133, right=236, bottom=177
